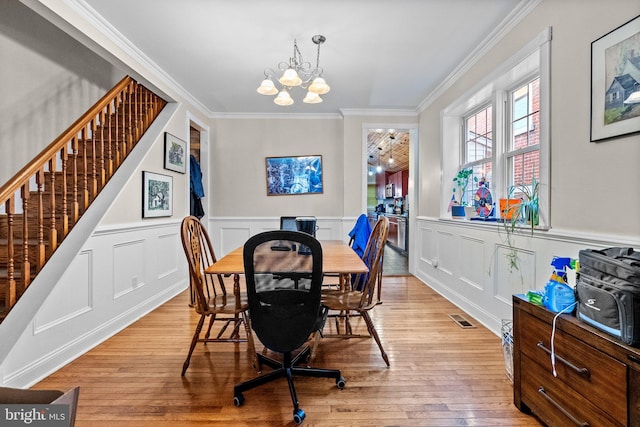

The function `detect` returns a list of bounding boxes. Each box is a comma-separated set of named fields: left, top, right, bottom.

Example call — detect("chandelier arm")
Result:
left=263, top=68, right=278, bottom=79
left=258, top=35, right=328, bottom=104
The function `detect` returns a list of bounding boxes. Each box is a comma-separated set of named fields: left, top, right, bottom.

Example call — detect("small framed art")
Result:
left=591, top=14, right=640, bottom=142
left=142, top=171, right=172, bottom=218
left=164, top=132, right=187, bottom=173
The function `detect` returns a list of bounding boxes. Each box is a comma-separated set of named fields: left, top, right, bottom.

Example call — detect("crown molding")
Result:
left=417, top=0, right=542, bottom=112
left=59, top=0, right=214, bottom=116
left=340, top=108, right=418, bottom=118
left=209, top=112, right=343, bottom=120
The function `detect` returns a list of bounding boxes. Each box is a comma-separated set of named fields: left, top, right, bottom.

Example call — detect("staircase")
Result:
left=0, top=76, right=166, bottom=322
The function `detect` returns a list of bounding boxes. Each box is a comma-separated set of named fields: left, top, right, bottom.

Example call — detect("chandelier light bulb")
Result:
left=257, top=78, right=278, bottom=95
left=258, top=35, right=328, bottom=106
left=279, top=68, right=302, bottom=87
left=303, top=91, right=322, bottom=104
left=308, top=77, right=330, bottom=95
left=274, top=89, right=294, bottom=106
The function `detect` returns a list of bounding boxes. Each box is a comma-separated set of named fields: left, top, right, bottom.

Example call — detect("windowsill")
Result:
left=438, top=216, right=549, bottom=232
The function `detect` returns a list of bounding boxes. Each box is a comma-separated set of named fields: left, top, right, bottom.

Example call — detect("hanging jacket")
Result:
left=348, top=213, right=372, bottom=258
left=190, top=155, right=205, bottom=198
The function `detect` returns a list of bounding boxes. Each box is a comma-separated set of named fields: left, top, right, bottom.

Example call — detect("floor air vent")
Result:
left=449, top=314, right=476, bottom=329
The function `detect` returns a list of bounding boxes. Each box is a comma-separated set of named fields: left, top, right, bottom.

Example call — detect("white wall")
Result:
left=0, top=0, right=121, bottom=184
left=209, top=116, right=344, bottom=218
left=414, top=0, right=640, bottom=334
left=0, top=1, right=203, bottom=387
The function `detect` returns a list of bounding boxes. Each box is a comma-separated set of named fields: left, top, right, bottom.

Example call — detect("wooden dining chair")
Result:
left=180, top=216, right=256, bottom=375
left=314, top=215, right=390, bottom=366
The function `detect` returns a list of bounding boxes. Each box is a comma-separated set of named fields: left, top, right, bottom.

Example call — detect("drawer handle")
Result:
left=537, top=342, right=590, bottom=379
left=538, top=387, right=590, bottom=427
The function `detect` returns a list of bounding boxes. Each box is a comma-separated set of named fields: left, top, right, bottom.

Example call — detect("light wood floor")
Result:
left=36, top=275, right=543, bottom=426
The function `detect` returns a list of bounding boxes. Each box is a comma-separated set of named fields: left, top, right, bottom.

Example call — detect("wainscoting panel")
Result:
left=156, top=231, right=180, bottom=280
left=435, top=230, right=455, bottom=276
left=494, top=244, right=535, bottom=304
left=1, top=220, right=187, bottom=388
left=459, top=235, right=485, bottom=291
left=418, top=225, right=434, bottom=267
left=413, top=217, right=640, bottom=336
left=113, top=239, right=146, bottom=299
left=219, top=227, right=252, bottom=256
left=34, top=250, right=93, bottom=333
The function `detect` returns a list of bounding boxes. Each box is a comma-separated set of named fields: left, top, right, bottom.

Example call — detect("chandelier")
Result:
left=257, top=35, right=330, bottom=106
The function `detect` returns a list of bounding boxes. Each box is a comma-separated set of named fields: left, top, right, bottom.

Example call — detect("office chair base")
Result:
left=233, top=347, right=345, bottom=424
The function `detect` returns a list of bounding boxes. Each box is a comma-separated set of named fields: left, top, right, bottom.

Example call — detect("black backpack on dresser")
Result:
left=576, top=247, right=640, bottom=346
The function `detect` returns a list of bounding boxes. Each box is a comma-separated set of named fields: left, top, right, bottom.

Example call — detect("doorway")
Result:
left=363, top=125, right=417, bottom=276
left=187, top=113, right=209, bottom=221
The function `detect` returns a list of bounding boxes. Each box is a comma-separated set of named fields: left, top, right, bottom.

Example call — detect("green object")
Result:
left=526, top=291, right=544, bottom=306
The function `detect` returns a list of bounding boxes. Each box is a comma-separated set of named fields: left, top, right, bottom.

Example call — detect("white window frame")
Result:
left=506, top=76, right=541, bottom=190
left=441, top=28, right=551, bottom=228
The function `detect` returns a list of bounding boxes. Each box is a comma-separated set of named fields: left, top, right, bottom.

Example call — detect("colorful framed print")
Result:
left=265, top=155, right=323, bottom=196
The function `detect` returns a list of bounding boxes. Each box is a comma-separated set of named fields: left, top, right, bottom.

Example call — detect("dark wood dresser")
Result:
left=512, top=294, right=640, bottom=426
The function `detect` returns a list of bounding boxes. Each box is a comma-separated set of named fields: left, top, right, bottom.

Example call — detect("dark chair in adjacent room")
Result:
left=180, top=216, right=256, bottom=376
left=0, top=386, right=80, bottom=426
left=233, top=230, right=345, bottom=425
left=316, top=216, right=390, bottom=366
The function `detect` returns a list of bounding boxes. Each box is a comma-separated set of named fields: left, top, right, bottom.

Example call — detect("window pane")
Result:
left=510, top=78, right=540, bottom=150
left=461, top=162, right=492, bottom=206
left=509, top=78, right=540, bottom=191
left=509, top=150, right=540, bottom=189
left=464, top=105, right=492, bottom=164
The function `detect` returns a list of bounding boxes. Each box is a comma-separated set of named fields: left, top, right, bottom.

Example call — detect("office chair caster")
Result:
left=336, top=376, right=346, bottom=389
left=293, top=408, right=306, bottom=424
left=233, top=393, right=244, bottom=407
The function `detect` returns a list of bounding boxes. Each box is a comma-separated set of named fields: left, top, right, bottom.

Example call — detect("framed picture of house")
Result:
left=142, top=171, right=172, bottom=218
left=164, top=132, right=187, bottom=173
left=265, top=155, right=323, bottom=196
left=590, top=14, right=640, bottom=142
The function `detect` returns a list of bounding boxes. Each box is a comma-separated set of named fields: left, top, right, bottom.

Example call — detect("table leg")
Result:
left=232, top=273, right=241, bottom=340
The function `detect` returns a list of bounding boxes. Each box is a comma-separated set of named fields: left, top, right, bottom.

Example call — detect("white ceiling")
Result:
left=81, top=0, right=527, bottom=115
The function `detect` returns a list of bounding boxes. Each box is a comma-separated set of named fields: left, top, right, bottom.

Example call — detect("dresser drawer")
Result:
left=521, top=354, right=623, bottom=427
left=518, top=310, right=627, bottom=423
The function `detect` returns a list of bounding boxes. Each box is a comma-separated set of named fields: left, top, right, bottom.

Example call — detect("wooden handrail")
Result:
left=0, top=75, right=166, bottom=320
left=0, top=76, right=133, bottom=203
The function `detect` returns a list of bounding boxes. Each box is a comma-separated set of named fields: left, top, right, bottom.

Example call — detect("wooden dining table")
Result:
left=206, top=240, right=369, bottom=294
left=205, top=239, right=368, bottom=360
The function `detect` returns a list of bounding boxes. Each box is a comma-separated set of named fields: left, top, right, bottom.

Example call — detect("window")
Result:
left=460, top=105, right=493, bottom=205
left=441, top=28, right=550, bottom=227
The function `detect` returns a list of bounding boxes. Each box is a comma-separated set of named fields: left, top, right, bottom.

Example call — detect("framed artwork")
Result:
left=142, top=171, right=172, bottom=218
left=265, top=155, right=323, bottom=196
left=591, top=14, right=640, bottom=142
left=164, top=132, right=186, bottom=173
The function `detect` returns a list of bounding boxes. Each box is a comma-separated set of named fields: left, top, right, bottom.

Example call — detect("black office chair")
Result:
left=233, top=230, right=345, bottom=424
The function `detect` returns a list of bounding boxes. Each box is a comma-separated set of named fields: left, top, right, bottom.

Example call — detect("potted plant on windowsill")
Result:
left=499, top=175, right=540, bottom=273
left=450, top=167, right=477, bottom=219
